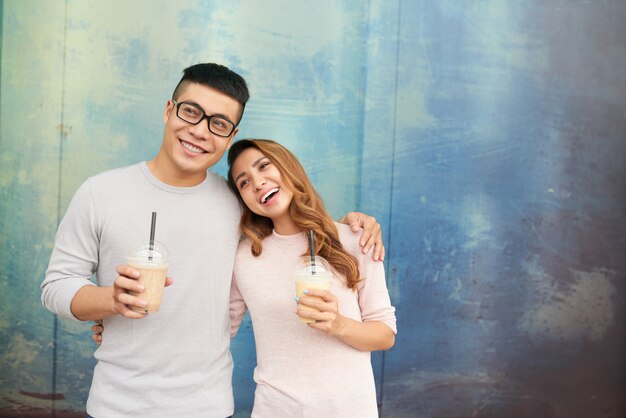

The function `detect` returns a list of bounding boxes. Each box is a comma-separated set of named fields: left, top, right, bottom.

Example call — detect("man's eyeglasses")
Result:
left=172, top=100, right=236, bottom=138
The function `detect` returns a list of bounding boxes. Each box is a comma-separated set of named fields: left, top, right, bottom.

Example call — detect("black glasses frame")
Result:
left=172, top=100, right=236, bottom=138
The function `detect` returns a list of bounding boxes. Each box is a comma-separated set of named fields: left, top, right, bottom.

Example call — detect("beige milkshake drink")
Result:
left=295, top=256, right=332, bottom=323
left=128, top=262, right=169, bottom=313
left=127, top=242, right=169, bottom=313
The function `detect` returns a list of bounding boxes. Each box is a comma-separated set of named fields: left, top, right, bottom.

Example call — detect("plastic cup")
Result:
left=295, top=255, right=332, bottom=323
left=127, top=241, right=169, bottom=313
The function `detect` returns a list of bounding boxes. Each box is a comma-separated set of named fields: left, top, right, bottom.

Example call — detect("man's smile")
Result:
left=180, top=139, right=207, bottom=154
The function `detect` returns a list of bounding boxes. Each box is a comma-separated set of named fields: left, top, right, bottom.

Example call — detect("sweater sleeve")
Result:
left=41, top=179, right=99, bottom=321
left=357, top=253, right=397, bottom=334
left=229, top=271, right=248, bottom=338
left=336, top=223, right=397, bottom=334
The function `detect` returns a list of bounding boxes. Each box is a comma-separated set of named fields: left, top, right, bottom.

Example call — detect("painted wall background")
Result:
left=0, top=0, right=624, bottom=417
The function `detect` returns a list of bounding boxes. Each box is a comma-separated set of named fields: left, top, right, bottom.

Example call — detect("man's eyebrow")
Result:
left=180, top=100, right=235, bottom=124
left=213, top=113, right=235, bottom=125
left=234, top=157, right=268, bottom=183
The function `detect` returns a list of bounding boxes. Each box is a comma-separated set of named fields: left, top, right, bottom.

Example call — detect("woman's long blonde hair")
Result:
left=227, top=139, right=360, bottom=290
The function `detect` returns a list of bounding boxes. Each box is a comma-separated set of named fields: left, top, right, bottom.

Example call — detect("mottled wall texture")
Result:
left=1, top=1, right=624, bottom=417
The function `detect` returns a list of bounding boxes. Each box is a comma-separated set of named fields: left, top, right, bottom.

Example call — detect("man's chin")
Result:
left=177, top=158, right=218, bottom=174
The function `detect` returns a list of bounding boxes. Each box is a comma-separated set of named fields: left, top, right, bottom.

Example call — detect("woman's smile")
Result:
left=231, top=146, right=298, bottom=234
left=260, top=187, right=280, bottom=204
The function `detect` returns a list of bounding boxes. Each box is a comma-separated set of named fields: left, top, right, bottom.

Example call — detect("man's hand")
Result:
left=113, top=264, right=174, bottom=319
left=339, top=212, right=385, bottom=261
left=70, top=268, right=173, bottom=321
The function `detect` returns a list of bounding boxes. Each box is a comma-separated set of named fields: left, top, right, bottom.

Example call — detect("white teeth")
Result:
left=181, top=141, right=204, bottom=153
left=261, top=188, right=279, bottom=203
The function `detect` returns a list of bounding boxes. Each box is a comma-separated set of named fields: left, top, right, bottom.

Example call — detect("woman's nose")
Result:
left=254, top=178, right=266, bottom=190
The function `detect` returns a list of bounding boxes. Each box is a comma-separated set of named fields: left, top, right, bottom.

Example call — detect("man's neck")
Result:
left=146, top=157, right=207, bottom=187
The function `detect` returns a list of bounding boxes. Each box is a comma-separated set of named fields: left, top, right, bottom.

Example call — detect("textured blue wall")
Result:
left=1, top=1, right=624, bottom=417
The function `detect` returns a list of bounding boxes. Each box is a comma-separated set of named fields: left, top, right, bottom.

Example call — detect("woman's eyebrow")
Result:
left=252, top=157, right=267, bottom=167
left=234, top=171, right=247, bottom=183
left=234, top=156, right=268, bottom=182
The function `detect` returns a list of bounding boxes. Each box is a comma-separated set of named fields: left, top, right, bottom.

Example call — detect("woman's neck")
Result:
left=271, top=215, right=301, bottom=236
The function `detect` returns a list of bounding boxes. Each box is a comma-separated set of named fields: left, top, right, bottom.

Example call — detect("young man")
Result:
left=41, top=63, right=384, bottom=418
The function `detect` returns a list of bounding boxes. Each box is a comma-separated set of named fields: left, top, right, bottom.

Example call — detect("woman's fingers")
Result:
left=300, top=289, right=336, bottom=302
left=91, top=321, right=104, bottom=344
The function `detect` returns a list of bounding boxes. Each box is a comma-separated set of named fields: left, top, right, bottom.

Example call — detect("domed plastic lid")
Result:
left=126, top=241, right=169, bottom=265
left=296, top=255, right=332, bottom=278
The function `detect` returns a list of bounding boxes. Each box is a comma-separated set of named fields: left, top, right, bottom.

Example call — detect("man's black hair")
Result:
left=172, top=63, right=250, bottom=125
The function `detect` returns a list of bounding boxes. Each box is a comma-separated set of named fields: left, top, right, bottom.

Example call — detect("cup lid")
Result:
left=127, top=241, right=169, bottom=264
left=297, top=255, right=332, bottom=277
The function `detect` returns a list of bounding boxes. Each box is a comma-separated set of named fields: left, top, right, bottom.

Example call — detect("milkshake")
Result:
left=127, top=242, right=169, bottom=313
left=295, top=256, right=332, bottom=323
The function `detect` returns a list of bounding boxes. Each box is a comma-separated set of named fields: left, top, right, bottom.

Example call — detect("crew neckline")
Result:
left=139, top=162, right=212, bottom=193
left=271, top=229, right=306, bottom=241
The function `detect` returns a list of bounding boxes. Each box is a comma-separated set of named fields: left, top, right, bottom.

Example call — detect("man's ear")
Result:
left=226, top=128, right=239, bottom=149
left=163, top=100, right=174, bottom=123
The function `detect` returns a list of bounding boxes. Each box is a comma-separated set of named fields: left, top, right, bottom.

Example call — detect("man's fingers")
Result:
left=362, top=219, right=380, bottom=246
left=116, top=264, right=141, bottom=279
left=350, top=219, right=362, bottom=233
left=115, top=302, right=148, bottom=319
left=362, top=222, right=386, bottom=262
left=122, top=310, right=148, bottom=319
left=115, top=291, right=148, bottom=310
left=361, top=233, right=376, bottom=254
left=165, top=277, right=174, bottom=287
left=358, top=217, right=379, bottom=248
left=370, top=243, right=381, bottom=261
left=343, top=212, right=365, bottom=232
left=115, top=276, right=144, bottom=293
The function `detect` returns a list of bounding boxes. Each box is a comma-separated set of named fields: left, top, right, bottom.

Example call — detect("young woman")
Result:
left=227, top=139, right=396, bottom=417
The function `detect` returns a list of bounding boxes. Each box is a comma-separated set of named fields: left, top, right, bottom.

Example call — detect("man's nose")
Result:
left=188, top=118, right=212, bottom=139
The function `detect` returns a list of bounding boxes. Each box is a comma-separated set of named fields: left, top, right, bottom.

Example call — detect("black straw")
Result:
left=308, top=230, right=316, bottom=275
left=149, top=212, right=157, bottom=261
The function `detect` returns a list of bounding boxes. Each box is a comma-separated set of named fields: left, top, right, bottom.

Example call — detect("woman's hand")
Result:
left=296, top=289, right=396, bottom=352
left=91, top=320, right=104, bottom=345
left=296, top=289, right=347, bottom=336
